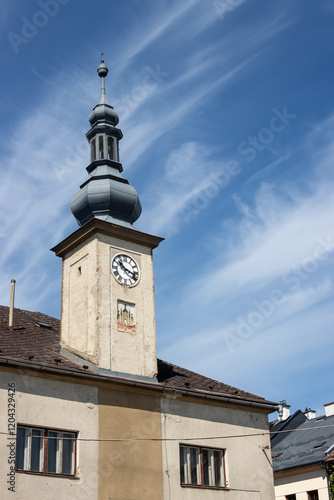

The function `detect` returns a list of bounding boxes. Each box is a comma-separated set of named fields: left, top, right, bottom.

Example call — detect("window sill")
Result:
left=15, top=470, right=79, bottom=480
left=181, top=484, right=230, bottom=491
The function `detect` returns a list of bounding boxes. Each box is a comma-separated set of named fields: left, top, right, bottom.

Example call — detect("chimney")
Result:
left=8, top=279, right=16, bottom=331
left=278, top=400, right=291, bottom=421
left=304, top=407, right=316, bottom=419
left=324, top=402, right=334, bottom=417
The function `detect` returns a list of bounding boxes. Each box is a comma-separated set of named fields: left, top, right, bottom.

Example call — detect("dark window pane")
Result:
left=62, top=433, right=74, bottom=475
left=180, top=446, right=187, bottom=484
left=47, top=431, right=60, bottom=473
left=99, top=136, right=104, bottom=159
left=15, top=427, right=26, bottom=470
left=108, top=137, right=114, bottom=160
left=203, top=449, right=210, bottom=485
left=214, top=450, right=222, bottom=486
left=189, top=447, right=198, bottom=485
left=31, top=429, right=43, bottom=472
left=308, top=492, right=319, bottom=500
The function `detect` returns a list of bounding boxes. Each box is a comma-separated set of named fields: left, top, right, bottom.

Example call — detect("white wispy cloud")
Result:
left=120, top=49, right=260, bottom=169
left=161, top=284, right=334, bottom=400
left=113, top=2, right=296, bottom=171
left=161, top=276, right=334, bottom=359
left=140, top=142, right=222, bottom=235
left=185, top=178, right=334, bottom=307
left=113, top=0, right=200, bottom=76
left=0, top=65, right=94, bottom=309
left=227, top=296, right=334, bottom=393
left=158, top=113, right=334, bottom=396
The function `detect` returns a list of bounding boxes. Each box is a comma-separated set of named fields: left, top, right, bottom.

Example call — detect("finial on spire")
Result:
left=89, top=56, right=119, bottom=125
left=97, top=58, right=108, bottom=78
left=97, top=55, right=108, bottom=96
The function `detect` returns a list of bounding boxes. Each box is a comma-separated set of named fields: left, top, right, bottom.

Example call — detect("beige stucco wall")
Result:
left=161, top=397, right=275, bottom=500
left=61, top=232, right=158, bottom=378
left=0, top=366, right=276, bottom=500
left=0, top=369, right=99, bottom=500
left=98, top=386, right=164, bottom=500
left=275, top=468, right=329, bottom=499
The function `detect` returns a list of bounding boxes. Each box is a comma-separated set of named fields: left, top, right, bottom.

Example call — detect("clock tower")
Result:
left=52, top=56, right=163, bottom=382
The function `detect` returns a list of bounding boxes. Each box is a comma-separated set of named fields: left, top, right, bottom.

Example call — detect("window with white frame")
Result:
left=15, top=426, right=76, bottom=476
left=179, top=445, right=226, bottom=488
left=307, top=491, right=319, bottom=500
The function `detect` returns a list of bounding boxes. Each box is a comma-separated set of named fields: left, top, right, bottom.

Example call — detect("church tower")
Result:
left=52, top=56, right=163, bottom=382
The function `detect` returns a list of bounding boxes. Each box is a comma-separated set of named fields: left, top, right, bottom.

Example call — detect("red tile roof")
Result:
left=157, top=359, right=270, bottom=403
left=0, top=305, right=275, bottom=406
left=0, top=306, right=87, bottom=373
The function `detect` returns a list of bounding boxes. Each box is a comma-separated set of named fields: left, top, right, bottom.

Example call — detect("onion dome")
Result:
left=70, top=55, right=142, bottom=229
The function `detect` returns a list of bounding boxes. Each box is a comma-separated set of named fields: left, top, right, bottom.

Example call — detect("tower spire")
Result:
left=98, top=52, right=108, bottom=99
left=70, top=57, right=142, bottom=229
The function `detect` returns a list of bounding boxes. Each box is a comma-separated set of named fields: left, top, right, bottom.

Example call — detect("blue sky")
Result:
left=1, top=0, right=334, bottom=418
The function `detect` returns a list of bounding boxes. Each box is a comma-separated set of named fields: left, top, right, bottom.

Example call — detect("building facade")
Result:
left=271, top=403, right=334, bottom=500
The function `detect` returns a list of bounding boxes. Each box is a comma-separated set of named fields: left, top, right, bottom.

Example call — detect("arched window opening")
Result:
left=99, top=136, right=104, bottom=159
left=108, top=137, right=114, bottom=160
left=91, top=138, right=96, bottom=162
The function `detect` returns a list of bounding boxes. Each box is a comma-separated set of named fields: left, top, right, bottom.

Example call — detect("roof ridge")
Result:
left=157, top=359, right=270, bottom=402
left=0, top=304, right=60, bottom=321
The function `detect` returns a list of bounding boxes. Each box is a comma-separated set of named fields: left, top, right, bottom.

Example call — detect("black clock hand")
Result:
left=118, top=260, right=138, bottom=280
left=118, top=260, right=131, bottom=275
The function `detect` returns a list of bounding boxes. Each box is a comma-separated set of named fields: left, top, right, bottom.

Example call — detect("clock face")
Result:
left=112, top=254, right=140, bottom=287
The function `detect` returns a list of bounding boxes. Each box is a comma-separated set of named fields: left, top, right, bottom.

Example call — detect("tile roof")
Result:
left=0, top=305, right=87, bottom=373
left=0, top=305, right=275, bottom=406
left=157, top=359, right=270, bottom=403
left=271, top=413, right=334, bottom=471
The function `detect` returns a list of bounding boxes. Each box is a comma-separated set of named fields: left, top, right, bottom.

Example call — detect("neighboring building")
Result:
left=323, top=448, right=334, bottom=500
left=270, top=401, right=308, bottom=450
left=0, top=57, right=277, bottom=499
left=271, top=402, right=334, bottom=500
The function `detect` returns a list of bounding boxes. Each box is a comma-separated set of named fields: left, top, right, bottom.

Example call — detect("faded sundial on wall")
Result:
left=117, top=301, right=136, bottom=333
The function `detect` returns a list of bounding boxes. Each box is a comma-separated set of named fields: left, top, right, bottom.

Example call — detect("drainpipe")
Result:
left=8, top=279, right=16, bottom=331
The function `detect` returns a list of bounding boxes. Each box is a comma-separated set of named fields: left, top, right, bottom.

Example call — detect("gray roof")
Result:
left=270, top=409, right=307, bottom=447
left=271, top=413, right=334, bottom=471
